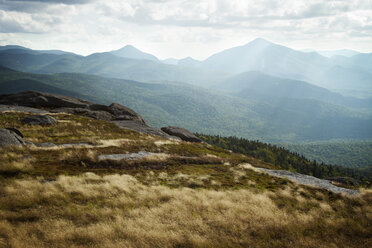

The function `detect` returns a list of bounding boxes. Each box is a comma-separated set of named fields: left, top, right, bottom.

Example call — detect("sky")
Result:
left=0, top=0, right=372, bottom=60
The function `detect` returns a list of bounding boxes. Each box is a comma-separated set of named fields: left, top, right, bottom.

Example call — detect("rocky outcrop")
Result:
left=21, top=115, right=58, bottom=125
left=0, top=128, right=25, bottom=147
left=256, top=168, right=359, bottom=195
left=161, top=126, right=202, bottom=142
left=0, top=105, right=49, bottom=114
left=114, top=121, right=179, bottom=139
left=0, top=91, right=146, bottom=124
left=0, top=91, right=171, bottom=138
left=51, top=108, right=114, bottom=121
left=0, top=91, right=90, bottom=109
left=90, top=103, right=146, bottom=124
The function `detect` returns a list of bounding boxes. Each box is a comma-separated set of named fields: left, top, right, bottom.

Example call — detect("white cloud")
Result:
left=0, top=0, right=371, bottom=58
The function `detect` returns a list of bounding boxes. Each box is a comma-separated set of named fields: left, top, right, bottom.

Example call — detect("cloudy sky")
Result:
left=0, top=0, right=372, bottom=59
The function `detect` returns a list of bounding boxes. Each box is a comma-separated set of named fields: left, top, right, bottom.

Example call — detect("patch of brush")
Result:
left=87, top=156, right=224, bottom=170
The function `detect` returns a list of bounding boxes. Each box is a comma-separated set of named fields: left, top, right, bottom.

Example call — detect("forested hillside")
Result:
left=281, top=141, right=372, bottom=168
left=197, top=134, right=372, bottom=186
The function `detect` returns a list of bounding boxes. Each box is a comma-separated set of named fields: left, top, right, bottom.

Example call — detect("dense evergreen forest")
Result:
left=280, top=141, right=372, bottom=168
left=197, top=134, right=372, bottom=186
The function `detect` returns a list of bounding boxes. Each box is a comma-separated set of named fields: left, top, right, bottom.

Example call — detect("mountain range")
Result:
left=1, top=38, right=371, bottom=95
left=0, top=39, right=371, bottom=144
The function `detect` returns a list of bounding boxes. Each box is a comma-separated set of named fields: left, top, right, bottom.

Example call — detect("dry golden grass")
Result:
left=0, top=173, right=371, bottom=248
left=0, top=112, right=139, bottom=144
left=0, top=151, right=34, bottom=174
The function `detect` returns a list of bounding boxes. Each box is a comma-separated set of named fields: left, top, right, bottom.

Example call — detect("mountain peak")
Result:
left=178, top=56, right=201, bottom=67
left=110, top=45, right=158, bottom=61
left=119, top=44, right=136, bottom=50
left=248, top=38, right=272, bottom=46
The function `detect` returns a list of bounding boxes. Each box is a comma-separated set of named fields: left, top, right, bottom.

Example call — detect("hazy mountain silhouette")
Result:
left=0, top=49, right=228, bottom=86
left=110, top=45, right=159, bottom=61
left=219, top=71, right=372, bottom=108
left=200, top=38, right=372, bottom=93
left=0, top=39, right=372, bottom=96
left=0, top=45, right=76, bottom=55
left=178, top=57, right=201, bottom=67
left=302, top=49, right=360, bottom=58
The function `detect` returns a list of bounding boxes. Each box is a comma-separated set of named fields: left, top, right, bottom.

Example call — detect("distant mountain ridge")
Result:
left=0, top=48, right=228, bottom=86
left=302, top=49, right=360, bottom=58
left=218, top=71, right=372, bottom=108
left=0, top=45, right=77, bottom=56
left=1, top=39, right=372, bottom=96
left=199, top=38, right=372, bottom=93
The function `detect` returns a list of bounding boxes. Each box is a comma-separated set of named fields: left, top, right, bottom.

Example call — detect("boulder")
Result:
left=0, top=128, right=25, bottom=147
left=161, top=126, right=202, bottom=142
left=107, top=103, right=146, bottom=124
left=21, top=115, right=58, bottom=125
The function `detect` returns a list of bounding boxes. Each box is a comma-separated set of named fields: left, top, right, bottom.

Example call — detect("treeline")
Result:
left=196, top=134, right=371, bottom=186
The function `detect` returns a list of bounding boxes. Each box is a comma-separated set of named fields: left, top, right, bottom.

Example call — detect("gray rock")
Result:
left=6, top=128, right=23, bottom=138
left=256, top=168, right=359, bottom=195
left=35, top=142, right=57, bottom=148
left=53, top=104, right=143, bottom=122
left=85, top=111, right=113, bottom=121
left=0, top=105, right=49, bottom=114
left=52, top=107, right=113, bottom=121
left=60, top=143, right=92, bottom=148
left=114, top=120, right=180, bottom=139
left=0, top=91, right=90, bottom=109
left=0, top=128, right=25, bottom=147
left=98, top=151, right=154, bottom=161
left=161, top=126, right=202, bottom=142
left=327, top=177, right=361, bottom=187
left=21, top=115, right=58, bottom=125
left=23, top=140, right=34, bottom=146
left=107, top=103, right=146, bottom=124
left=0, top=92, right=145, bottom=123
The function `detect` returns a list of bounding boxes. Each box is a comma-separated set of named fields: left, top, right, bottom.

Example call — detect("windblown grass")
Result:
left=0, top=173, right=371, bottom=248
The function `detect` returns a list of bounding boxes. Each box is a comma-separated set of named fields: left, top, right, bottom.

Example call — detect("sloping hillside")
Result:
left=1, top=67, right=371, bottom=143
left=0, top=92, right=371, bottom=248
